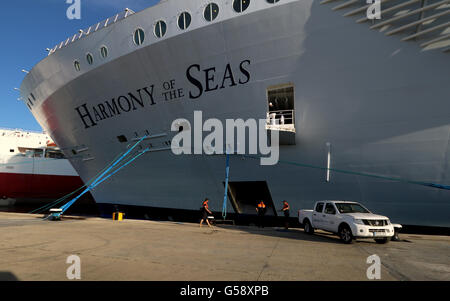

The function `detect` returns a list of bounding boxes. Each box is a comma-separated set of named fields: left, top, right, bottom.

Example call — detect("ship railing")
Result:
left=266, top=110, right=296, bottom=133
left=321, top=0, right=450, bottom=54
left=48, top=8, right=135, bottom=56
left=0, top=127, right=45, bottom=134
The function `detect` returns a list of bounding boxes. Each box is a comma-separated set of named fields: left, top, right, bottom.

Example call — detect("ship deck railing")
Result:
left=48, top=8, right=135, bottom=56
left=266, top=110, right=296, bottom=133
left=0, top=127, right=45, bottom=134
left=321, top=0, right=450, bottom=53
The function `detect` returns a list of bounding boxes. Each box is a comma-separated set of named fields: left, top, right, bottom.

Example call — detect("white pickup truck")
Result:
left=298, top=201, right=395, bottom=244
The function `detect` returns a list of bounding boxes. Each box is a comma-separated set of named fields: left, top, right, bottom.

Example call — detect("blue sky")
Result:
left=1, top=0, right=159, bottom=132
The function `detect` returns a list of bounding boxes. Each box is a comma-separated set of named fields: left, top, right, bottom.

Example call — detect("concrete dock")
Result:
left=0, top=212, right=449, bottom=281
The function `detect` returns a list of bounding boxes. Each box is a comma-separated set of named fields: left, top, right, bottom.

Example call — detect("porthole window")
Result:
left=100, top=46, right=108, bottom=59
left=86, top=53, right=94, bottom=65
left=154, top=20, right=167, bottom=38
left=204, top=3, right=219, bottom=22
left=266, top=0, right=280, bottom=3
left=233, top=0, right=250, bottom=13
left=134, top=28, right=145, bottom=45
left=74, top=60, right=81, bottom=71
left=178, top=12, right=192, bottom=30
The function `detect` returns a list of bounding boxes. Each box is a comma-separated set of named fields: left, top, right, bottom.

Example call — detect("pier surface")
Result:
left=0, top=212, right=448, bottom=281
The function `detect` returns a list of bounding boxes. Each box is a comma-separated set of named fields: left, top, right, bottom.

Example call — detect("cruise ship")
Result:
left=19, top=0, right=450, bottom=226
left=0, top=128, right=84, bottom=207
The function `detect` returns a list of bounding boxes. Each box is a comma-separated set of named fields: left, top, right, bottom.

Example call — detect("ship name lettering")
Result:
left=75, top=85, right=155, bottom=129
left=162, top=79, right=185, bottom=101
left=186, top=59, right=251, bottom=100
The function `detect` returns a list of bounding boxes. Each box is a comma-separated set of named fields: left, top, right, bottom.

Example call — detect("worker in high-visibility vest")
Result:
left=256, top=201, right=267, bottom=228
left=200, top=198, right=213, bottom=228
left=281, top=200, right=290, bottom=229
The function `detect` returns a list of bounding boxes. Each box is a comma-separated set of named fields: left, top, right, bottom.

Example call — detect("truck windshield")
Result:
left=335, top=203, right=370, bottom=214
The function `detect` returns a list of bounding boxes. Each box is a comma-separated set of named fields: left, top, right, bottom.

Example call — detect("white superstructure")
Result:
left=0, top=128, right=80, bottom=206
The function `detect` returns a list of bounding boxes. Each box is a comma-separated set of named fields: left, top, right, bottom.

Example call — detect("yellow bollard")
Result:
left=112, top=212, right=125, bottom=221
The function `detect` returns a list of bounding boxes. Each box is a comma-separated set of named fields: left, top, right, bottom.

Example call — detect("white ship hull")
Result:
left=20, top=0, right=450, bottom=226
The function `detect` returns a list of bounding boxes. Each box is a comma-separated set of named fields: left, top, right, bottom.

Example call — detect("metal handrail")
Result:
left=0, top=127, right=46, bottom=134
left=267, top=109, right=295, bottom=125
left=323, top=0, right=450, bottom=53
left=48, top=8, right=135, bottom=56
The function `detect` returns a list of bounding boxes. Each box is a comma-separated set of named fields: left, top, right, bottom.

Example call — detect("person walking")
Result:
left=281, top=200, right=290, bottom=229
left=200, top=198, right=213, bottom=228
left=256, top=200, right=266, bottom=228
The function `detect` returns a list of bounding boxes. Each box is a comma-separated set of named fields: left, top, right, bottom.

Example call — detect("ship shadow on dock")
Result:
left=0, top=272, right=19, bottom=281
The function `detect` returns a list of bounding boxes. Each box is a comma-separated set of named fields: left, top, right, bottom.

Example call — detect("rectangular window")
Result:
left=10, top=149, right=14, bottom=153
left=315, top=203, right=324, bottom=213
left=266, top=83, right=296, bottom=145
left=267, top=84, right=294, bottom=125
left=46, top=151, right=65, bottom=159
left=33, top=149, right=43, bottom=158
left=325, top=203, right=336, bottom=215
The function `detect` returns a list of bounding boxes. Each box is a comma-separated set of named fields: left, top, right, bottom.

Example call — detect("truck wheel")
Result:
left=304, top=220, right=314, bottom=234
left=375, top=238, right=390, bottom=244
left=339, top=225, right=353, bottom=244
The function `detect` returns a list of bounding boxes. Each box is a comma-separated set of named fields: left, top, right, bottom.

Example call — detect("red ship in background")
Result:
left=0, top=128, right=94, bottom=211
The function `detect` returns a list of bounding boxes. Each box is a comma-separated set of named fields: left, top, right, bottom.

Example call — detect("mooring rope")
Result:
left=237, top=154, right=450, bottom=191
left=59, top=135, right=149, bottom=214
left=29, top=143, right=450, bottom=217
left=29, top=139, right=145, bottom=215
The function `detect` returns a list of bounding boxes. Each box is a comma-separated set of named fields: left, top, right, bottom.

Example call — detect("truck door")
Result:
left=312, top=202, right=324, bottom=228
left=322, top=202, right=339, bottom=232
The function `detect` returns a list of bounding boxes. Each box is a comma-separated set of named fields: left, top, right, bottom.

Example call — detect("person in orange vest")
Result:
left=200, top=198, right=213, bottom=228
left=256, top=200, right=267, bottom=228
left=281, top=200, right=290, bottom=229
